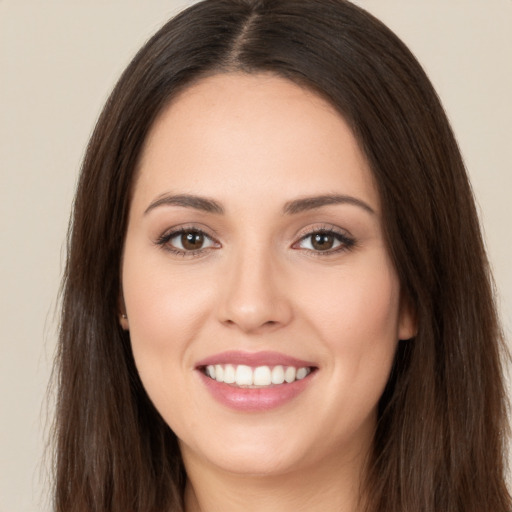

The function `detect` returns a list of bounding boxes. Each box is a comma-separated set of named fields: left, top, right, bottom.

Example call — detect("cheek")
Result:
left=296, top=260, right=400, bottom=440
left=121, top=261, right=218, bottom=433
left=121, top=247, right=215, bottom=383
left=304, top=261, right=400, bottom=330
left=301, top=256, right=401, bottom=386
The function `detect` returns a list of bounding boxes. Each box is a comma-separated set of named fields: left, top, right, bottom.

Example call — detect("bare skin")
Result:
left=121, top=73, right=415, bottom=511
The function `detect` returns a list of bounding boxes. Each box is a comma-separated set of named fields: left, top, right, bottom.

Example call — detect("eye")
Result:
left=294, top=228, right=355, bottom=254
left=156, top=228, right=219, bottom=255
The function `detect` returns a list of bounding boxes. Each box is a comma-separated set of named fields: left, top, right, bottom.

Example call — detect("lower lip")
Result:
left=198, top=371, right=314, bottom=412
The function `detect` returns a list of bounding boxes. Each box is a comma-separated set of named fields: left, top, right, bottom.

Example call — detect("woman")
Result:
left=54, top=0, right=510, bottom=510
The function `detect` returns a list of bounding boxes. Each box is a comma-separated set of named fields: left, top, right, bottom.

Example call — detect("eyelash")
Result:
left=155, top=227, right=219, bottom=258
left=154, top=225, right=356, bottom=257
left=294, top=225, right=356, bottom=256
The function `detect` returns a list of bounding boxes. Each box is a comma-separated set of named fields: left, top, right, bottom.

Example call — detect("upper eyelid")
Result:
left=155, top=224, right=354, bottom=248
left=155, top=227, right=220, bottom=257
left=294, top=230, right=354, bottom=245
left=158, top=224, right=220, bottom=240
left=158, top=224, right=349, bottom=237
left=295, top=224, right=353, bottom=239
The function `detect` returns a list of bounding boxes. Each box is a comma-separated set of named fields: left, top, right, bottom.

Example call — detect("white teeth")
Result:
left=235, top=365, right=253, bottom=386
left=284, top=366, right=296, bottom=383
left=223, top=364, right=236, bottom=384
left=296, top=367, right=308, bottom=380
left=205, top=364, right=311, bottom=387
left=214, top=364, right=224, bottom=382
left=253, top=366, right=272, bottom=386
left=271, top=365, right=285, bottom=384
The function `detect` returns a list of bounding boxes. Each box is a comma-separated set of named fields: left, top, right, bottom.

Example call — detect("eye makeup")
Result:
left=154, top=223, right=357, bottom=258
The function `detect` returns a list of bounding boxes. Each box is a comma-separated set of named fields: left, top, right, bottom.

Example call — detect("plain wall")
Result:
left=0, top=1, right=510, bottom=511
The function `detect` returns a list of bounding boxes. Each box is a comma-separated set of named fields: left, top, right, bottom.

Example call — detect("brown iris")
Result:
left=181, top=231, right=204, bottom=250
left=311, top=232, right=336, bottom=251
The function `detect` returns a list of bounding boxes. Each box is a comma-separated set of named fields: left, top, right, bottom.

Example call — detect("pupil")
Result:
left=182, top=231, right=204, bottom=250
left=312, top=233, right=334, bottom=251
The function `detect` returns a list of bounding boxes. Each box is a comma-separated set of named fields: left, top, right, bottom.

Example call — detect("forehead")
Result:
left=134, top=72, right=379, bottom=214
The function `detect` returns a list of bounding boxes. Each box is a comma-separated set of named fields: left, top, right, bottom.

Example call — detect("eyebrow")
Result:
left=144, top=192, right=375, bottom=216
left=144, top=193, right=224, bottom=215
left=282, top=194, right=375, bottom=215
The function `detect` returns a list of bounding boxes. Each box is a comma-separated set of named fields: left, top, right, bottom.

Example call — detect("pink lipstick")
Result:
left=195, top=351, right=317, bottom=412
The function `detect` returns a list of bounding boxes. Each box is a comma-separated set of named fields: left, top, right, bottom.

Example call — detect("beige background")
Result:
left=0, top=1, right=510, bottom=511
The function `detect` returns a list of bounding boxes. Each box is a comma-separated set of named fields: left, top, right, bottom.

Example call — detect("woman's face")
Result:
left=121, top=73, right=415, bottom=477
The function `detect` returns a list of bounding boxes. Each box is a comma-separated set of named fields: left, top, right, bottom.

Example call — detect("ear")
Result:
left=119, top=313, right=129, bottom=331
left=398, top=293, right=417, bottom=341
left=118, top=294, right=129, bottom=331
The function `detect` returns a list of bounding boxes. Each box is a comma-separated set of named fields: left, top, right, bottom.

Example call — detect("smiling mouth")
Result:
left=200, top=364, right=316, bottom=388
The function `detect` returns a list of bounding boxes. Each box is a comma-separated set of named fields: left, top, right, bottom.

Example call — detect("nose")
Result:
left=216, top=246, right=293, bottom=334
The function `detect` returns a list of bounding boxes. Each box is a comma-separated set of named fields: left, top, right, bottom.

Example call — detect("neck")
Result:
left=183, top=448, right=369, bottom=512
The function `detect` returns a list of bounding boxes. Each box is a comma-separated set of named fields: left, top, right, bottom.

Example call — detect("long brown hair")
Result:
left=54, top=1, right=510, bottom=510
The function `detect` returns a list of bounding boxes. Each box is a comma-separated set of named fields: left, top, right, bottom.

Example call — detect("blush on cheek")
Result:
left=314, top=269, right=400, bottom=345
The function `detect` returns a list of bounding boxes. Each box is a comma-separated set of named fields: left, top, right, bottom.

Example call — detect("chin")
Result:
left=179, top=426, right=313, bottom=477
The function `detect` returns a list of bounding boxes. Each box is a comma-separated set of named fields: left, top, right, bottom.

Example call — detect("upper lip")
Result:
left=195, top=350, right=317, bottom=369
